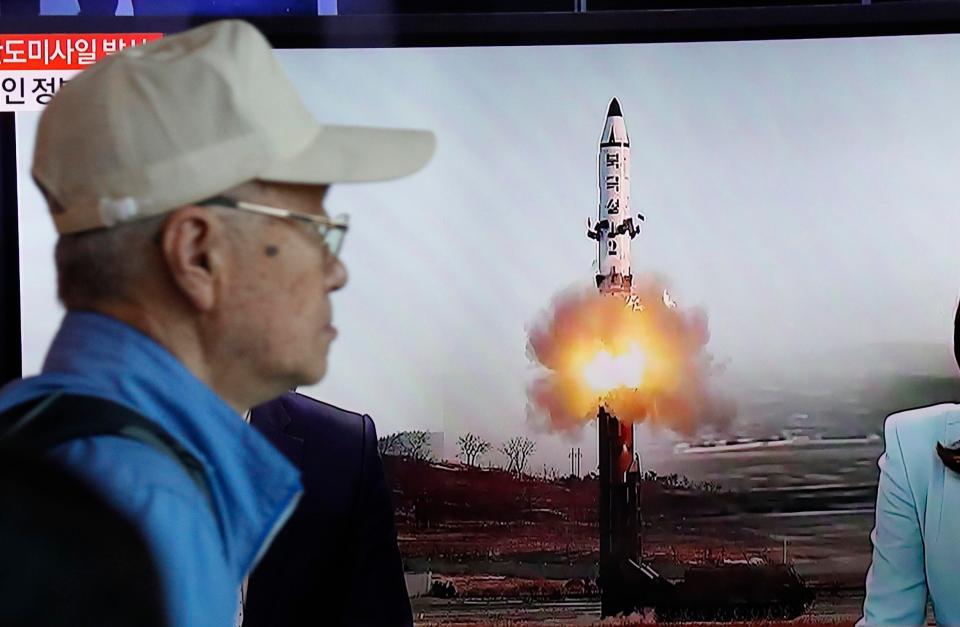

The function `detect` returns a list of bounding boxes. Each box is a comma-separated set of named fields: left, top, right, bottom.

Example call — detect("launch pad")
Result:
left=595, top=404, right=812, bottom=620
left=597, top=405, right=650, bottom=615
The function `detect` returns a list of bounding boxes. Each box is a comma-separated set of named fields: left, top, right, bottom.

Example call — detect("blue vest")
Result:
left=0, top=311, right=302, bottom=627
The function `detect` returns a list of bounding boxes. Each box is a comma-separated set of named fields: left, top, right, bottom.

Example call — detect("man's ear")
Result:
left=158, top=206, right=232, bottom=312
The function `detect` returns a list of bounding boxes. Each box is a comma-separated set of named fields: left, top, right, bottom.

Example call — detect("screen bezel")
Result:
left=4, top=5, right=960, bottom=47
left=4, top=3, right=960, bottom=386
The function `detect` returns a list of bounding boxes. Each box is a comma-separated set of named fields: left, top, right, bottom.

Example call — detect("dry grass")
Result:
left=433, top=575, right=591, bottom=599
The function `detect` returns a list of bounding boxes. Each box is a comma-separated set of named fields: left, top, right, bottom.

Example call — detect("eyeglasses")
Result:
left=198, top=195, right=350, bottom=259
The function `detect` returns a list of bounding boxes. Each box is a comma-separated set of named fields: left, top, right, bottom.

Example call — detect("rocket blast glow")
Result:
left=526, top=277, right=734, bottom=436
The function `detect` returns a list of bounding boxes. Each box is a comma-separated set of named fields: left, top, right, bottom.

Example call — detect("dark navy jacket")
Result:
left=244, top=392, right=413, bottom=627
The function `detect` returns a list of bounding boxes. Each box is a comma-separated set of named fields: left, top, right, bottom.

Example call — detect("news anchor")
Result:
left=859, top=304, right=960, bottom=625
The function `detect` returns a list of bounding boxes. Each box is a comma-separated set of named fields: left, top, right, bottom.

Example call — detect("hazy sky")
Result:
left=17, top=35, right=960, bottom=469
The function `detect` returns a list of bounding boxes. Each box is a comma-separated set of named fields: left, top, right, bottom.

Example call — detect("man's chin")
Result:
left=302, top=359, right=328, bottom=386
left=280, top=348, right=329, bottom=390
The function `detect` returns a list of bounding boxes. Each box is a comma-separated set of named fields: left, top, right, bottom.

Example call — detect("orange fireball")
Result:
left=526, top=274, right=735, bottom=436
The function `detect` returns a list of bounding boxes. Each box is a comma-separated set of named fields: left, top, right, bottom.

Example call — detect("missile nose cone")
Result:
left=607, top=98, right=622, bottom=117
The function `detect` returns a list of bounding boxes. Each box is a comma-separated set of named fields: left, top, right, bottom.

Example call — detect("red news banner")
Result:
left=0, top=33, right=163, bottom=112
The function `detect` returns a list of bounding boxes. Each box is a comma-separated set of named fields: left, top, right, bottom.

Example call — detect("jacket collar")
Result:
left=250, top=393, right=305, bottom=467
left=944, top=412, right=960, bottom=448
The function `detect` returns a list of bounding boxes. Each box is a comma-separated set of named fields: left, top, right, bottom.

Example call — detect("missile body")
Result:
left=588, top=98, right=642, bottom=294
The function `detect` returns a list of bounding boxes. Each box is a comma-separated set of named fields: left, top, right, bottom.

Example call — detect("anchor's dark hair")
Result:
left=942, top=302, right=960, bottom=473
left=938, top=441, right=960, bottom=473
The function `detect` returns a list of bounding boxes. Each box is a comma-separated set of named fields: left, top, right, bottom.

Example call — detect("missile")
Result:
left=591, top=100, right=645, bottom=617
left=588, top=98, right=643, bottom=294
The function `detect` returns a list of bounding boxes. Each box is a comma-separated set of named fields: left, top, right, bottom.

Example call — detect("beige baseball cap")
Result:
left=32, top=20, right=436, bottom=235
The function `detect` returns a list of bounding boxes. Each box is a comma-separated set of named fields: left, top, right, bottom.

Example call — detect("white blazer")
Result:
left=860, top=403, right=960, bottom=626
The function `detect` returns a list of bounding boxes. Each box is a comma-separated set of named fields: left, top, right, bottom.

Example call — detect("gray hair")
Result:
left=52, top=183, right=268, bottom=309
left=54, top=214, right=167, bottom=309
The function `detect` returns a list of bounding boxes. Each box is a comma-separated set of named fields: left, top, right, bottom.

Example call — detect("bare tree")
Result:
left=403, top=430, right=433, bottom=462
left=378, top=432, right=404, bottom=457
left=379, top=430, right=433, bottom=461
left=456, top=433, right=491, bottom=467
left=499, top=436, right=536, bottom=476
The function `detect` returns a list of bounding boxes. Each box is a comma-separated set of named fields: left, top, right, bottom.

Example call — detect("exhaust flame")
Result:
left=582, top=344, right=646, bottom=393
left=526, top=274, right=736, bottom=435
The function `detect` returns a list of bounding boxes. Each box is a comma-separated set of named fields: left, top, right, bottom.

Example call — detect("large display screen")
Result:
left=15, top=37, right=960, bottom=622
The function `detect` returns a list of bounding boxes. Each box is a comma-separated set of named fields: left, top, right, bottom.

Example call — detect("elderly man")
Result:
left=0, top=20, right=433, bottom=627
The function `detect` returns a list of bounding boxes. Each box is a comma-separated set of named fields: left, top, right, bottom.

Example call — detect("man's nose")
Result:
left=326, top=258, right=348, bottom=291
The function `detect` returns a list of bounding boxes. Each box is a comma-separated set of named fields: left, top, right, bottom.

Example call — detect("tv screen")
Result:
left=13, top=33, right=960, bottom=622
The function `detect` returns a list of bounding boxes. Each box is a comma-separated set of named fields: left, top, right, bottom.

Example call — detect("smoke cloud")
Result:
left=526, top=274, right=736, bottom=436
